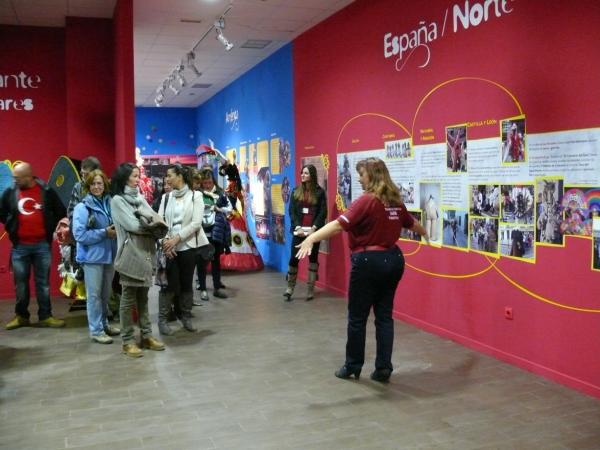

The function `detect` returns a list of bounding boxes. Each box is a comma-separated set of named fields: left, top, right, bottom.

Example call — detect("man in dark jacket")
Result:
left=0, top=162, right=66, bottom=329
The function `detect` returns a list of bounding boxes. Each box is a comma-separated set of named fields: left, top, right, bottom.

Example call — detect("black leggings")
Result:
left=288, top=235, right=320, bottom=267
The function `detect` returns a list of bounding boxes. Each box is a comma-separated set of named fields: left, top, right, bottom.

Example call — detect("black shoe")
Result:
left=215, top=282, right=226, bottom=289
left=335, top=366, right=361, bottom=380
left=370, top=368, right=392, bottom=383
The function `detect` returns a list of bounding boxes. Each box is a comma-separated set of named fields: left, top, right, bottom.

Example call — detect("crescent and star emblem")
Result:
left=18, top=197, right=42, bottom=215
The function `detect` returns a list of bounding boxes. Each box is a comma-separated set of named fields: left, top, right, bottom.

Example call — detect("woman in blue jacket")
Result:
left=72, top=170, right=119, bottom=344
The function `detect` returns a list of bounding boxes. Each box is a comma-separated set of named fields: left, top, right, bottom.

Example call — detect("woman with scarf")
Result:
left=156, top=164, right=207, bottom=335
left=72, top=169, right=120, bottom=344
left=111, top=163, right=166, bottom=357
left=195, top=168, right=232, bottom=301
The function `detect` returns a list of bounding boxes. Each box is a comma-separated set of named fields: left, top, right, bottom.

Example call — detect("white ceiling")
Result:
left=0, top=0, right=354, bottom=108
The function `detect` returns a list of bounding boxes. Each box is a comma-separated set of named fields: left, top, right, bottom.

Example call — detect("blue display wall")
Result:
left=135, top=107, right=197, bottom=156
left=196, top=44, right=295, bottom=272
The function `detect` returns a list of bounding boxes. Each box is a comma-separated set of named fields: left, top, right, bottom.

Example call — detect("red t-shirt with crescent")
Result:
left=17, top=184, right=46, bottom=244
left=337, top=193, right=414, bottom=252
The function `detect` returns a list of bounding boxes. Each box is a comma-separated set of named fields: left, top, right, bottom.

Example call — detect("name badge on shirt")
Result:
left=302, top=207, right=309, bottom=214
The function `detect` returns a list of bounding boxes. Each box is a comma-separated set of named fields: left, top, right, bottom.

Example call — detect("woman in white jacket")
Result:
left=157, top=164, right=208, bottom=335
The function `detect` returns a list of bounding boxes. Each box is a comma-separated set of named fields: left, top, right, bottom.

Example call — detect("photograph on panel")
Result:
left=281, top=176, right=291, bottom=204
left=442, top=209, right=469, bottom=250
left=499, top=224, right=535, bottom=262
left=385, top=138, right=412, bottom=159
left=500, top=184, right=534, bottom=224
left=470, top=184, right=500, bottom=217
left=561, top=186, right=600, bottom=236
left=446, top=124, right=467, bottom=173
left=501, top=116, right=526, bottom=163
left=337, top=153, right=352, bottom=210
left=271, top=214, right=285, bottom=244
left=469, top=217, right=499, bottom=255
left=535, top=178, right=564, bottom=245
left=255, top=215, right=270, bottom=240
left=279, top=139, right=291, bottom=170
left=400, top=211, right=422, bottom=242
left=399, top=181, right=415, bottom=206
left=419, top=182, right=442, bottom=244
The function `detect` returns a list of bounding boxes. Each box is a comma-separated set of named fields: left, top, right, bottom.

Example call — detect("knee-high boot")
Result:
left=306, top=262, right=319, bottom=301
left=158, top=290, right=174, bottom=336
left=283, top=266, right=298, bottom=301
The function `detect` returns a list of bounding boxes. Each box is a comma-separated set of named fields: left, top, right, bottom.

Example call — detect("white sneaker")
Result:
left=91, top=333, right=113, bottom=344
left=200, top=290, right=209, bottom=301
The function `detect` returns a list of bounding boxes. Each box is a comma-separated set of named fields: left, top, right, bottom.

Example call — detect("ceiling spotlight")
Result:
left=175, top=65, right=187, bottom=88
left=214, top=17, right=225, bottom=29
left=155, top=87, right=165, bottom=107
left=186, top=52, right=202, bottom=77
left=216, top=28, right=234, bottom=51
left=168, top=75, right=181, bottom=95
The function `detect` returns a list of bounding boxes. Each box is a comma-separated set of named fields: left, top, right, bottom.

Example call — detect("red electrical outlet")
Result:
left=504, top=307, right=513, bottom=320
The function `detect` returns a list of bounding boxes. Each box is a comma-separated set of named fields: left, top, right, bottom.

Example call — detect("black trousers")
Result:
left=345, top=246, right=405, bottom=371
left=288, top=234, right=320, bottom=267
left=165, top=248, right=196, bottom=318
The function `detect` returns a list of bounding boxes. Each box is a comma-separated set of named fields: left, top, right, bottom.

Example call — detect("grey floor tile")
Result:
left=0, top=269, right=598, bottom=449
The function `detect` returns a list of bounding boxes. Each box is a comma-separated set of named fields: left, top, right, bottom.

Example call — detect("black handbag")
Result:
left=196, top=243, right=215, bottom=261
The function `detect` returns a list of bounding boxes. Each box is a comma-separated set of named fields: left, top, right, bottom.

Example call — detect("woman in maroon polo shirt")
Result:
left=297, top=157, right=429, bottom=382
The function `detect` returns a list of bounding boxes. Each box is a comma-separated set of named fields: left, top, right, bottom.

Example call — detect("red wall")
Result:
left=294, top=0, right=600, bottom=397
left=65, top=17, right=116, bottom=174
left=113, top=0, right=135, bottom=165
left=0, top=5, right=134, bottom=298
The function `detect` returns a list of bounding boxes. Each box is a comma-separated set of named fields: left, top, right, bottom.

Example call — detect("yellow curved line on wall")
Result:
left=402, top=244, right=421, bottom=257
left=411, top=77, right=524, bottom=136
left=406, top=255, right=497, bottom=279
left=490, top=261, right=600, bottom=313
left=336, top=112, right=412, bottom=150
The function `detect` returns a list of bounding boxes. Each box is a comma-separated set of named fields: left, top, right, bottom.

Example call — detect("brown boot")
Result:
left=283, top=265, right=298, bottom=301
left=141, top=336, right=165, bottom=351
left=122, top=343, right=144, bottom=358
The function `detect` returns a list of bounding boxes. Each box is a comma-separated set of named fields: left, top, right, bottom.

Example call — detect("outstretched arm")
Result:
left=296, top=220, right=343, bottom=259
left=409, top=220, right=430, bottom=245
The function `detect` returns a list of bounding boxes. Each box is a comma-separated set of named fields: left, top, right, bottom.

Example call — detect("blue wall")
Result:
left=196, top=44, right=295, bottom=272
left=136, top=107, right=197, bottom=156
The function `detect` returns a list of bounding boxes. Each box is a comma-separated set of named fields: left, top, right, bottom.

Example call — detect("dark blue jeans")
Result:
left=11, top=241, right=53, bottom=320
left=345, top=246, right=405, bottom=372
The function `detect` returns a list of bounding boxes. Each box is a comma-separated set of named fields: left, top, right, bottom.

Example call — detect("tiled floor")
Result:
left=0, top=270, right=599, bottom=450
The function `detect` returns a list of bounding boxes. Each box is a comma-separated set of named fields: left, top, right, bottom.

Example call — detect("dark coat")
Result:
left=0, top=178, right=66, bottom=245
left=289, top=185, right=327, bottom=232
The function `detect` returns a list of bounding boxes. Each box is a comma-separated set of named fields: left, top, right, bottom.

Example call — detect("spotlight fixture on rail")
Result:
left=153, top=4, right=233, bottom=106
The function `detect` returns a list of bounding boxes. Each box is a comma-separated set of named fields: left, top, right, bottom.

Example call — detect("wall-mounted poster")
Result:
left=501, top=116, right=527, bottom=164
left=535, top=177, right=564, bottom=246
left=442, top=209, right=468, bottom=250
left=561, top=186, right=600, bottom=236
left=419, top=182, right=442, bottom=245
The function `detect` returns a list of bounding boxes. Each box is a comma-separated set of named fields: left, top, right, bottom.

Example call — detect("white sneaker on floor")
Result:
left=91, top=333, right=113, bottom=344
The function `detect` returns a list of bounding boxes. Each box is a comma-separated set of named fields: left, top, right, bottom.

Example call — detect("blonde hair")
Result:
left=355, top=157, right=402, bottom=206
left=82, top=169, right=110, bottom=196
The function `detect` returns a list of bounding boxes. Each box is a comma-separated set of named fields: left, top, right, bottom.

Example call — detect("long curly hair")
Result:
left=355, top=157, right=402, bottom=206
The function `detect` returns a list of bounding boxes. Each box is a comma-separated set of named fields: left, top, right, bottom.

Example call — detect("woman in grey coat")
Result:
left=110, top=163, right=165, bottom=358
